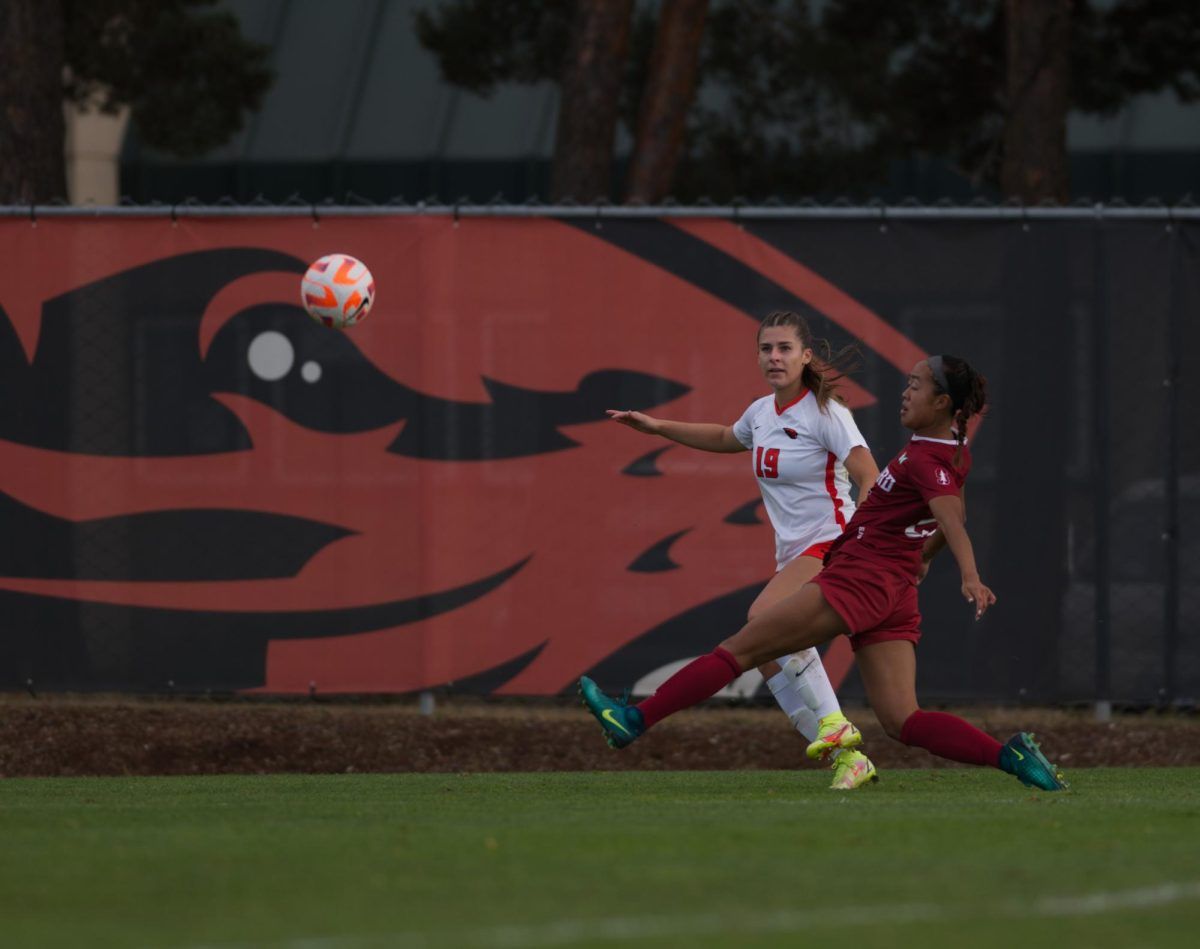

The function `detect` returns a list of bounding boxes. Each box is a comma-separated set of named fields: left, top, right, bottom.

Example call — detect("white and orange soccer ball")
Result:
left=300, top=253, right=375, bottom=328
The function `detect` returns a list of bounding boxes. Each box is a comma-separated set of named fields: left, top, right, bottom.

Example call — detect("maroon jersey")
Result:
left=826, top=435, right=970, bottom=577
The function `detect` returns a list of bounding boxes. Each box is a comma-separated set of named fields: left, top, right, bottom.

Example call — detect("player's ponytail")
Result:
left=929, top=354, right=988, bottom=468
left=758, top=311, right=861, bottom=412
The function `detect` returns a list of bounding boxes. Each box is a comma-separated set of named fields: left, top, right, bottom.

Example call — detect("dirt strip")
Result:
left=2, top=695, right=1197, bottom=777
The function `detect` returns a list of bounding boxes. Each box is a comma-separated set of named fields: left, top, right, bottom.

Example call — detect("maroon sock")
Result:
left=899, top=709, right=1004, bottom=768
left=636, top=647, right=743, bottom=729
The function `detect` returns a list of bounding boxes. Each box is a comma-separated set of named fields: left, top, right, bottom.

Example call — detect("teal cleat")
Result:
left=999, top=732, right=1069, bottom=791
left=579, top=676, right=644, bottom=749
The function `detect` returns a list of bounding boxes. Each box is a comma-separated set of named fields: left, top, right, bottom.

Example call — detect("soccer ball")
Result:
left=300, top=253, right=375, bottom=328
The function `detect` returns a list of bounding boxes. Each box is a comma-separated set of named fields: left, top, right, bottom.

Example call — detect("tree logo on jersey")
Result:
left=936, top=468, right=951, bottom=486
left=905, top=517, right=940, bottom=540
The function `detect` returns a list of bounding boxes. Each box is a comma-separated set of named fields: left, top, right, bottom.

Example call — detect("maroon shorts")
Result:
left=812, top=555, right=922, bottom=651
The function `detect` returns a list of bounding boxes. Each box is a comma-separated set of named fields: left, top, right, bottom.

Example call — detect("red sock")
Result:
left=899, top=710, right=1004, bottom=768
left=636, top=647, right=743, bottom=729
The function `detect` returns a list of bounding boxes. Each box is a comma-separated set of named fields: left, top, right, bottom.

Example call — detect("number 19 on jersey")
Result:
left=756, top=446, right=780, bottom=479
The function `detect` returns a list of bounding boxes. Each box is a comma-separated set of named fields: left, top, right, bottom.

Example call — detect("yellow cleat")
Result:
left=829, top=750, right=878, bottom=790
left=805, top=712, right=863, bottom=760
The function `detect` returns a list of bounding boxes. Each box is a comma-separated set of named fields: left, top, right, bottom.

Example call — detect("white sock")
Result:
left=766, top=668, right=821, bottom=742
left=765, top=670, right=844, bottom=760
left=780, top=648, right=843, bottom=721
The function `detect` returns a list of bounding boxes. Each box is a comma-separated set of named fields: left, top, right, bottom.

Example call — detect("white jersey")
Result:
left=732, top=391, right=868, bottom=569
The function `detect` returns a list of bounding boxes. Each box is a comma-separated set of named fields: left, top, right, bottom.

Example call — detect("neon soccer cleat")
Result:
left=578, top=676, right=645, bottom=749
left=805, top=712, right=863, bottom=760
left=999, top=732, right=1070, bottom=792
left=829, top=750, right=879, bottom=790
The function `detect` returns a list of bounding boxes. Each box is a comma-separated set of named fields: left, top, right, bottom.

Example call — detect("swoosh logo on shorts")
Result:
left=601, top=708, right=632, bottom=735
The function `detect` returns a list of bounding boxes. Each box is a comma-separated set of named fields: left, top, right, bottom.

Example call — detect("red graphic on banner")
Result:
left=0, top=216, right=928, bottom=695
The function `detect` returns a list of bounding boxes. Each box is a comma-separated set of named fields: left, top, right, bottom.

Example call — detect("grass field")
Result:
left=1, top=769, right=1198, bottom=948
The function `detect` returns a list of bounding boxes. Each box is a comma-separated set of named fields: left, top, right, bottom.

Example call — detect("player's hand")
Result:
left=961, top=576, right=996, bottom=620
left=915, top=561, right=931, bottom=585
left=606, top=409, right=659, bottom=435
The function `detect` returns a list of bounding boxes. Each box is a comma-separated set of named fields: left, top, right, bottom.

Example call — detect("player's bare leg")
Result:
left=753, top=558, right=875, bottom=788
left=752, top=555, right=822, bottom=722
left=720, top=584, right=848, bottom=672
left=581, top=583, right=848, bottom=745
left=855, top=640, right=1067, bottom=790
left=852, top=641, right=919, bottom=740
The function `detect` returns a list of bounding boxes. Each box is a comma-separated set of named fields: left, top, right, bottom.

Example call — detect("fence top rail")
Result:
left=2, top=203, right=1198, bottom=221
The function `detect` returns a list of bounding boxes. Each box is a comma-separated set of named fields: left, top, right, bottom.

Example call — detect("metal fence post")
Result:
left=1163, top=219, right=1181, bottom=704
left=1092, top=220, right=1113, bottom=722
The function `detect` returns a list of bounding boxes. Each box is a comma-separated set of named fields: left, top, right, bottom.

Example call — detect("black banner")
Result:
left=0, top=212, right=1193, bottom=704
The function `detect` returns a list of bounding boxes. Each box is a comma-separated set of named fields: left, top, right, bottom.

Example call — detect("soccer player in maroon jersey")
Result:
left=581, top=355, right=1068, bottom=791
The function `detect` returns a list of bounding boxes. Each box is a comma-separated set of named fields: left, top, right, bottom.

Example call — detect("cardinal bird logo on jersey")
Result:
left=0, top=218, right=926, bottom=695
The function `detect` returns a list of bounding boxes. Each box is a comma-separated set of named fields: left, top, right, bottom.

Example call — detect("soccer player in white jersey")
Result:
left=606, top=310, right=880, bottom=789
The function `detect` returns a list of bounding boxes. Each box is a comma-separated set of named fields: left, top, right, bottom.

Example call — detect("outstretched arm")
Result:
left=928, top=492, right=996, bottom=619
left=606, top=410, right=746, bottom=453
